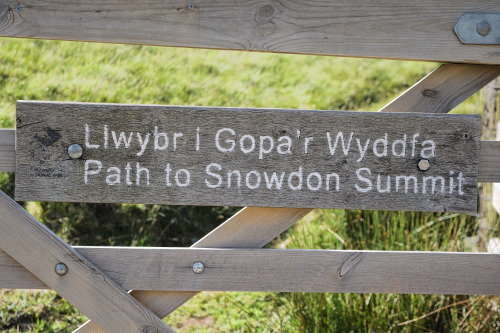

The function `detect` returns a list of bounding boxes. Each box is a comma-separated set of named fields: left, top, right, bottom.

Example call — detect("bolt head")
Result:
left=143, top=327, right=159, bottom=333
left=55, top=263, right=68, bottom=276
left=418, top=159, right=430, bottom=171
left=192, top=261, right=205, bottom=274
left=476, top=21, right=491, bottom=36
left=68, top=144, right=83, bottom=159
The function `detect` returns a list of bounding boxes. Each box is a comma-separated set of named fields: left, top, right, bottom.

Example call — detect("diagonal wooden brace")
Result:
left=0, top=191, right=175, bottom=333
left=75, top=63, right=500, bottom=333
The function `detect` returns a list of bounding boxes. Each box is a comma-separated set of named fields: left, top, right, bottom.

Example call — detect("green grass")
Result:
left=0, top=290, right=86, bottom=332
left=0, top=37, right=496, bottom=332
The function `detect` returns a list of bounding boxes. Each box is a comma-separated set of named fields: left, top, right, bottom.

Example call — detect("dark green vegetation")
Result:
left=0, top=37, right=498, bottom=332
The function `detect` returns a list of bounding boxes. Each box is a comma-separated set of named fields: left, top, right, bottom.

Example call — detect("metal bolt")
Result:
left=142, top=327, right=159, bottom=333
left=476, top=21, right=491, bottom=36
left=192, top=261, right=205, bottom=274
left=188, top=3, right=195, bottom=10
left=418, top=159, right=430, bottom=171
left=68, top=144, right=83, bottom=159
left=15, top=5, right=21, bottom=12
left=55, top=263, right=68, bottom=276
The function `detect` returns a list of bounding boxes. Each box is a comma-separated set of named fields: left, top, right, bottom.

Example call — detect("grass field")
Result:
left=0, top=37, right=498, bottom=332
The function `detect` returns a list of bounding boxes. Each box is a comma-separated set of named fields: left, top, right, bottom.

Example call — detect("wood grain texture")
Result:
left=1, top=1, right=500, bottom=65
left=62, top=64, right=500, bottom=333
left=380, top=65, right=500, bottom=114
left=479, top=141, right=500, bottom=183
left=75, top=206, right=311, bottom=333
left=0, top=191, right=174, bottom=333
left=494, top=121, right=500, bottom=213
left=15, top=101, right=481, bottom=213
left=0, top=129, right=15, bottom=172
left=0, top=248, right=47, bottom=289
left=3, top=247, right=500, bottom=295
left=3, top=138, right=500, bottom=183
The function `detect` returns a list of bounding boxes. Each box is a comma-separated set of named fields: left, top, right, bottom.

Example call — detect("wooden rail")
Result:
left=2, top=247, right=500, bottom=295
left=0, top=0, right=499, bottom=65
left=0, top=2, right=499, bottom=332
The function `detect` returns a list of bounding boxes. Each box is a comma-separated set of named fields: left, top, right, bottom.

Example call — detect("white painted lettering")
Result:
left=326, top=173, right=340, bottom=192
left=277, top=136, right=292, bottom=154
left=175, top=169, right=190, bottom=187
left=154, top=126, right=168, bottom=150
left=288, top=167, right=303, bottom=191
left=106, top=167, right=120, bottom=185
left=304, top=137, right=313, bottom=154
left=112, top=131, right=133, bottom=149
left=373, top=133, right=388, bottom=157
left=205, top=163, right=222, bottom=188
left=306, top=172, right=322, bottom=191
left=421, top=140, right=436, bottom=158
left=125, top=162, right=133, bottom=185
left=136, top=132, right=150, bottom=157
left=376, top=175, right=391, bottom=193
left=259, top=136, right=274, bottom=159
left=104, top=125, right=108, bottom=149
left=215, top=128, right=235, bottom=152
left=264, top=171, right=285, bottom=190
left=136, top=162, right=150, bottom=186
left=84, top=160, right=102, bottom=184
left=392, top=134, right=407, bottom=157
left=422, top=176, right=445, bottom=194
left=411, top=134, right=419, bottom=157
left=240, top=135, right=255, bottom=154
left=85, top=124, right=99, bottom=149
left=227, top=170, right=241, bottom=189
left=395, top=175, right=418, bottom=194
left=173, top=132, right=183, bottom=151
left=355, top=168, right=372, bottom=193
left=196, top=127, right=200, bottom=151
left=326, top=131, right=354, bottom=156
left=246, top=171, right=261, bottom=189
left=165, top=163, right=172, bottom=187
left=457, top=172, right=465, bottom=195
left=356, top=138, right=370, bottom=162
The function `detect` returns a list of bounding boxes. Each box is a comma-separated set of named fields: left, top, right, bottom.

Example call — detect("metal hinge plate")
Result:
left=454, top=13, right=500, bottom=45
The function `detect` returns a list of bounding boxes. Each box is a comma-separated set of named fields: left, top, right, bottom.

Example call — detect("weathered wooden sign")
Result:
left=15, top=101, right=481, bottom=213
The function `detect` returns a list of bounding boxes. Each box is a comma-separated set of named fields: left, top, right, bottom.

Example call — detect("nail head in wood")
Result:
left=192, top=261, right=205, bottom=274
left=15, top=5, right=22, bottom=12
left=55, top=263, right=68, bottom=276
left=418, top=159, right=430, bottom=171
left=67, top=144, right=83, bottom=159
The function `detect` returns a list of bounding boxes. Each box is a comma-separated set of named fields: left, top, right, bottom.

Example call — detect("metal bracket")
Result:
left=454, top=13, right=500, bottom=45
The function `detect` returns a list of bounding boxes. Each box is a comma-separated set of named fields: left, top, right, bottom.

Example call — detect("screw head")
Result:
left=55, top=263, right=68, bottom=276
left=476, top=21, right=491, bottom=36
left=192, top=261, right=205, bottom=274
left=15, top=5, right=22, bottom=12
left=68, top=144, right=83, bottom=159
left=143, top=327, right=159, bottom=333
left=418, top=159, right=430, bottom=171
left=188, top=3, right=195, bottom=10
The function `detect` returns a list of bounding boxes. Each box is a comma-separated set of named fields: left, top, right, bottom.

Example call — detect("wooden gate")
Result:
left=1, top=1, right=500, bottom=332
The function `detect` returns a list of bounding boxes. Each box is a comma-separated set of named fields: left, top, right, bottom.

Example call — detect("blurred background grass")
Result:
left=0, top=37, right=498, bottom=332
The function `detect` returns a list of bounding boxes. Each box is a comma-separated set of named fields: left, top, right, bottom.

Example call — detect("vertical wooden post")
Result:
left=480, top=77, right=500, bottom=249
